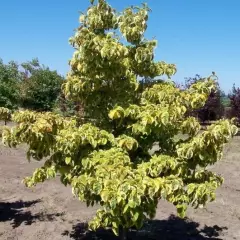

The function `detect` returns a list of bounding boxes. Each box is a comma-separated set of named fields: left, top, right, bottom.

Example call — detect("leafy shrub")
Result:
left=0, top=107, right=11, bottom=125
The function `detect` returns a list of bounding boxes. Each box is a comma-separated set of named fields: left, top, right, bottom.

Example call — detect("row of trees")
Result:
left=0, top=58, right=78, bottom=116
left=1, top=58, right=240, bottom=124
left=0, top=58, right=62, bottom=111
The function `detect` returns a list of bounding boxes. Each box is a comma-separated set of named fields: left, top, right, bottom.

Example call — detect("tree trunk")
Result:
left=119, top=226, right=127, bottom=240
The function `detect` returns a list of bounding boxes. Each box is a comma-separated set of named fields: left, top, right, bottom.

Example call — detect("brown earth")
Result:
left=0, top=137, right=240, bottom=240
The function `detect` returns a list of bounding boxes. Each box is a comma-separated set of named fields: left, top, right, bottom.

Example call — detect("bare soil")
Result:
left=1, top=137, right=240, bottom=240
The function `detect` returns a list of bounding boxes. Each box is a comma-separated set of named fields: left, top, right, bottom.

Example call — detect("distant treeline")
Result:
left=0, top=58, right=78, bottom=117
left=1, top=58, right=240, bottom=124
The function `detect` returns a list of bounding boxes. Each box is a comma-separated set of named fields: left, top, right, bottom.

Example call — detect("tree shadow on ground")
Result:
left=62, top=215, right=227, bottom=240
left=0, top=199, right=64, bottom=228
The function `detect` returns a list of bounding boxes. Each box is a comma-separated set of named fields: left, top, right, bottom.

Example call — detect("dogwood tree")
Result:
left=2, top=0, right=237, bottom=239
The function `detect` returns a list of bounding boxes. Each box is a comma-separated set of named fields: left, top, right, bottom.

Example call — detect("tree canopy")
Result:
left=20, top=58, right=64, bottom=112
left=0, top=59, right=22, bottom=109
left=64, top=1, right=176, bottom=128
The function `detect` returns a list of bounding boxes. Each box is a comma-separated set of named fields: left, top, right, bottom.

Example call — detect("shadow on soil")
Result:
left=0, top=199, right=64, bottom=228
left=62, top=215, right=227, bottom=240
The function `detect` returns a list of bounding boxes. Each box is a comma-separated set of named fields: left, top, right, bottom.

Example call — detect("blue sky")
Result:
left=1, top=0, right=240, bottom=93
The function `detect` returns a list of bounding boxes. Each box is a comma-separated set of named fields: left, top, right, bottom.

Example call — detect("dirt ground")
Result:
left=0, top=136, right=240, bottom=240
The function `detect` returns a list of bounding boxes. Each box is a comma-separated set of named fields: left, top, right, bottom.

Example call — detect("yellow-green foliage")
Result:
left=0, top=107, right=11, bottom=122
left=0, top=107, right=11, bottom=136
left=1, top=0, right=238, bottom=237
left=64, top=0, right=176, bottom=129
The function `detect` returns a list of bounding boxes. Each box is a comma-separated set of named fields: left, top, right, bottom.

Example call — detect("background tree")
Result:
left=220, top=90, right=230, bottom=108
left=184, top=74, right=224, bottom=122
left=1, top=0, right=237, bottom=239
left=53, top=92, right=84, bottom=119
left=0, top=59, right=22, bottom=109
left=20, top=58, right=64, bottom=112
left=229, top=84, right=240, bottom=125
